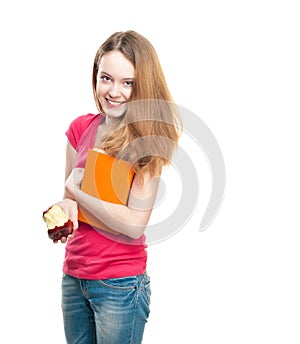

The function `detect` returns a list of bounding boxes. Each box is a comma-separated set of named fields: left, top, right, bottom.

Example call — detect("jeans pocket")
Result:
left=141, top=273, right=151, bottom=304
left=98, top=276, right=138, bottom=290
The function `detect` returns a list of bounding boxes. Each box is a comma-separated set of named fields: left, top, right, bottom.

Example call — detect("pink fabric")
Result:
left=66, top=113, right=98, bottom=150
left=67, top=113, right=104, bottom=168
left=63, top=114, right=147, bottom=280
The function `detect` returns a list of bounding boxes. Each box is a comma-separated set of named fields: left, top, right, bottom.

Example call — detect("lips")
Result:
left=105, top=98, right=125, bottom=108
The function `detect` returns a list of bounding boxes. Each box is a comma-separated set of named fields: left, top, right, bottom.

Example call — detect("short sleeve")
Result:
left=65, top=114, right=98, bottom=150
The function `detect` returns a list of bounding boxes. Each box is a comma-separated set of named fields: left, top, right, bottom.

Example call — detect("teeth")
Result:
left=107, top=99, right=123, bottom=105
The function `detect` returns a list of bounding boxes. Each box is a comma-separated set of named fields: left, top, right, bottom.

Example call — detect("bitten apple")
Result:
left=43, top=204, right=73, bottom=241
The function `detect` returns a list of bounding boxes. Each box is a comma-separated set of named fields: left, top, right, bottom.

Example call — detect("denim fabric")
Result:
left=61, top=272, right=151, bottom=344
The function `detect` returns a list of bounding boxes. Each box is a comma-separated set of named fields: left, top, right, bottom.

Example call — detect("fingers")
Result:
left=61, top=236, right=68, bottom=244
left=52, top=236, right=67, bottom=244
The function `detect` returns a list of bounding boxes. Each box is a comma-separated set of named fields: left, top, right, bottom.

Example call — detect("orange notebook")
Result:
left=78, top=148, right=134, bottom=227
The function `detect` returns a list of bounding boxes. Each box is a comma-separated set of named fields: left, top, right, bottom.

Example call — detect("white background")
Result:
left=1, top=0, right=299, bottom=343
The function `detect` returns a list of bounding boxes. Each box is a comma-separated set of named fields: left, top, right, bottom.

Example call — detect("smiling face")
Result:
left=96, top=50, right=135, bottom=118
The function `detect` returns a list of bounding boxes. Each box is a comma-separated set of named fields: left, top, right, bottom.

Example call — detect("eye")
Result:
left=124, top=80, right=133, bottom=87
left=101, top=75, right=111, bottom=82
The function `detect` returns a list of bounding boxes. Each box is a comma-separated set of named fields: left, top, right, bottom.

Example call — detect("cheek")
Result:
left=124, top=88, right=133, bottom=100
left=96, top=83, right=108, bottom=98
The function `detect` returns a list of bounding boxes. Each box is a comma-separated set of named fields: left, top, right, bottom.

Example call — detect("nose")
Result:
left=108, top=83, right=121, bottom=98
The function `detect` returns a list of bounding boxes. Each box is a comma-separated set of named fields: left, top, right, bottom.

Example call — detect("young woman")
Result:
left=49, top=30, right=181, bottom=344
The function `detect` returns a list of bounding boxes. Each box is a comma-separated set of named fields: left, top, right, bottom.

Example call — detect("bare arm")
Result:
left=63, top=141, right=77, bottom=199
left=66, top=168, right=160, bottom=239
left=48, top=142, right=78, bottom=244
left=63, top=142, right=120, bottom=236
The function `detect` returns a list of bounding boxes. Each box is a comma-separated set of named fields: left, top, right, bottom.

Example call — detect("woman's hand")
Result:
left=65, top=168, right=85, bottom=200
left=54, top=198, right=79, bottom=244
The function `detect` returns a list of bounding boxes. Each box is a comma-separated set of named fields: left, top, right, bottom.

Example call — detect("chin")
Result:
left=106, top=104, right=127, bottom=118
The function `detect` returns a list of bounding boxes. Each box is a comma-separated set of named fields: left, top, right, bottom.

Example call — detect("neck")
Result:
left=104, top=114, right=118, bottom=128
left=95, top=114, right=119, bottom=148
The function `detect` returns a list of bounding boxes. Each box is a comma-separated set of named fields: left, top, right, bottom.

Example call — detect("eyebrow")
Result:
left=100, top=71, right=134, bottom=81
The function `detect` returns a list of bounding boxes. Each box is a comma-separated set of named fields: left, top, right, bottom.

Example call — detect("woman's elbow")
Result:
left=125, top=224, right=147, bottom=239
left=121, top=210, right=150, bottom=239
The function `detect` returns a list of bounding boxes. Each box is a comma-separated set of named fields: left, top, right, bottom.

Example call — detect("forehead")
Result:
left=98, top=51, right=135, bottom=78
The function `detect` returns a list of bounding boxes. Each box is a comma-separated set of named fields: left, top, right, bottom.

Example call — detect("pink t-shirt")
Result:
left=63, top=113, right=147, bottom=280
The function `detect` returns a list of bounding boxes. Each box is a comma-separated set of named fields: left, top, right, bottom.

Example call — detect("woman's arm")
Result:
left=63, top=141, right=77, bottom=199
left=49, top=142, right=78, bottom=244
left=63, top=142, right=121, bottom=236
left=66, top=168, right=160, bottom=239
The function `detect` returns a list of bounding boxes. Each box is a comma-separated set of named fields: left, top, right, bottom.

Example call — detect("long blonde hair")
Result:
left=92, top=31, right=182, bottom=177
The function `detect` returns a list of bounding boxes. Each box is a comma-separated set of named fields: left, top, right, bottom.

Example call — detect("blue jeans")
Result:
left=61, top=272, right=151, bottom=344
